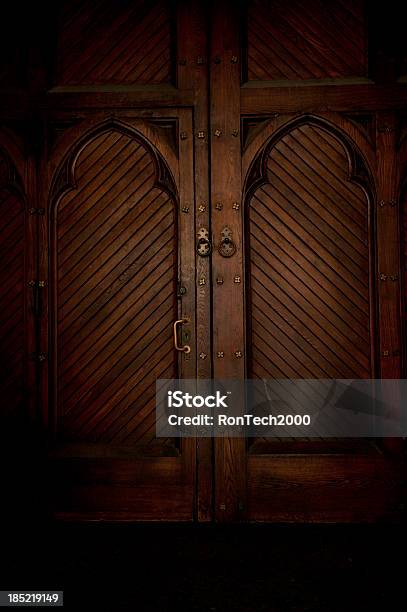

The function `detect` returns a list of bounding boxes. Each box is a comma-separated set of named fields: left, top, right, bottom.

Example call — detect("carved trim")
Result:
left=241, top=116, right=276, bottom=152
left=147, top=118, right=179, bottom=157
left=244, top=114, right=375, bottom=204
left=49, top=117, right=178, bottom=208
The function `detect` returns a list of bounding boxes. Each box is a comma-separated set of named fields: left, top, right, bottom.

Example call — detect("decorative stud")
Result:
left=198, top=204, right=206, bottom=213
left=231, top=129, right=239, bottom=137
left=216, top=277, right=224, bottom=285
left=180, top=132, right=188, bottom=140
left=30, top=352, right=44, bottom=362
left=231, top=56, right=238, bottom=63
left=380, top=273, right=399, bottom=281
left=197, top=131, right=205, bottom=139
left=215, top=202, right=223, bottom=211
left=214, top=129, right=222, bottom=137
left=199, top=352, right=207, bottom=359
left=196, top=56, right=205, bottom=65
left=234, top=351, right=242, bottom=358
left=217, top=351, right=224, bottom=358
left=199, top=277, right=206, bottom=286
left=219, top=503, right=226, bottom=510
left=234, top=276, right=241, bottom=283
left=232, top=202, right=240, bottom=210
left=28, top=280, right=46, bottom=288
left=182, top=206, right=189, bottom=213
left=382, top=350, right=389, bottom=357
left=29, top=208, right=45, bottom=215
left=379, top=199, right=397, bottom=208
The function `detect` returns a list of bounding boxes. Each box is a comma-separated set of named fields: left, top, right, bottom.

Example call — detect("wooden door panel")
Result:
left=46, top=113, right=197, bottom=520
left=238, top=112, right=405, bottom=521
left=56, top=0, right=173, bottom=85
left=247, top=122, right=373, bottom=382
left=246, top=0, right=368, bottom=82
left=56, top=130, right=177, bottom=449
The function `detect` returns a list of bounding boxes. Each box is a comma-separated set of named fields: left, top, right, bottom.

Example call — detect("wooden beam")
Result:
left=241, top=83, right=407, bottom=114
left=44, top=85, right=194, bottom=110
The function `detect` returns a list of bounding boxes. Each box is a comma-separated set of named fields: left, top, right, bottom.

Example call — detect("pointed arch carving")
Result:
left=49, top=118, right=178, bottom=210
left=244, top=114, right=374, bottom=205
left=244, top=114, right=376, bottom=382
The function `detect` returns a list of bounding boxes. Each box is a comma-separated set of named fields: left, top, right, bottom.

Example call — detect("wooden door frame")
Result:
left=2, top=0, right=407, bottom=522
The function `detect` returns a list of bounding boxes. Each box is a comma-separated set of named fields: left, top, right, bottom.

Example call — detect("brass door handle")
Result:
left=173, top=319, right=191, bottom=354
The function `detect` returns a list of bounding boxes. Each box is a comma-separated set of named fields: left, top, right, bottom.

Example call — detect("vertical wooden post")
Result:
left=376, top=111, right=402, bottom=451
left=25, top=145, right=39, bottom=424
left=177, top=0, right=213, bottom=521
left=38, top=120, right=50, bottom=432
left=210, top=0, right=246, bottom=521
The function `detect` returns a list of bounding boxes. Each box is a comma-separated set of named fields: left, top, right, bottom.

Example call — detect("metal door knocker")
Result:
left=218, top=226, right=236, bottom=258
left=196, top=227, right=212, bottom=257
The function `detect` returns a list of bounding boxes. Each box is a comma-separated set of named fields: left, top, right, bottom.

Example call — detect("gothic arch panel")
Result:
left=52, top=127, right=178, bottom=448
left=245, top=120, right=375, bottom=382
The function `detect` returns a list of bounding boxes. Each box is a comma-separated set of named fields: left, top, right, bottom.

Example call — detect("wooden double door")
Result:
left=1, top=0, right=406, bottom=521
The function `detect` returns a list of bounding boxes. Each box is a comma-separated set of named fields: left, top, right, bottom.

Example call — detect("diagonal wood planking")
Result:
left=0, top=187, right=25, bottom=416
left=247, top=124, right=373, bottom=384
left=57, top=130, right=177, bottom=446
left=247, top=0, right=367, bottom=81
left=57, top=0, right=172, bottom=85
